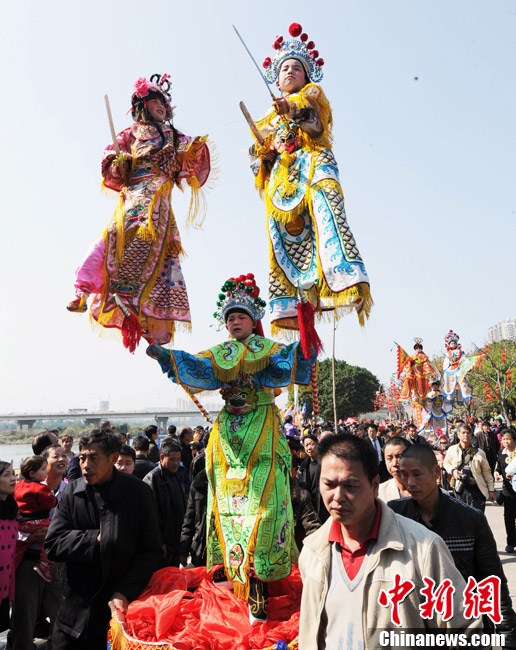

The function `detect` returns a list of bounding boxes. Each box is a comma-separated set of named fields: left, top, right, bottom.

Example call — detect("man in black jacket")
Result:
left=45, top=429, right=162, bottom=650
left=144, top=439, right=187, bottom=567
left=297, top=434, right=329, bottom=523
left=132, top=435, right=157, bottom=480
left=389, top=444, right=516, bottom=646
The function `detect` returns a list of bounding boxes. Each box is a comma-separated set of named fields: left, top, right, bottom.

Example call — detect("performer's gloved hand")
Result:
left=274, top=97, right=292, bottom=116
left=110, top=154, right=131, bottom=180
left=150, top=143, right=181, bottom=179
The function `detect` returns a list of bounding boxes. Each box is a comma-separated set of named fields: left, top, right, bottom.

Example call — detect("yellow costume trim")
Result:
left=177, top=135, right=210, bottom=230
left=208, top=405, right=278, bottom=601
left=197, top=341, right=283, bottom=383
left=253, top=83, right=333, bottom=196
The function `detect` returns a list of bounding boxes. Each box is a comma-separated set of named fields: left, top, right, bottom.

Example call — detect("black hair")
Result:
left=178, top=426, right=193, bottom=441
left=318, top=433, right=379, bottom=484
left=160, top=440, right=182, bottom=458
left=133, top=435, right=150, bottom=452
left=401, top=444, right=438, bottom=470
left=79, top=429, right=122, bottom=456
left=384, top=436, right=411, bottom=451
left=167, top=424, right=177, bottom=436
left=20, top=455, right=47, bottom=480
left=0, top=462, right=17, bottom=520
left=32, top=430, right=58, bottom=455
left=119, top=445, right=136, bottom=463
left=500, top=427, right=516, bottom=441
left=0, top=461, right=12, bottom=477
left=42, top=444, right=65, bottom=460
left=144, top=425, right=158, bottom=441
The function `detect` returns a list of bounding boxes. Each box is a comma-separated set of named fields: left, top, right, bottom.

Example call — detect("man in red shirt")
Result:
left=298, top=434, right=479, bottom=648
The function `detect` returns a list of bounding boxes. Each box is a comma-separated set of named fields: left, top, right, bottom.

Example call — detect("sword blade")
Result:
left=232, top=25, right=277, bottom=100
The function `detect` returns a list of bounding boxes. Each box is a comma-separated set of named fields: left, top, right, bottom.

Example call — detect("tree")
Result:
left=468, top=340, right=516, bottom=423
left=289, top=359, right=380, bottom=422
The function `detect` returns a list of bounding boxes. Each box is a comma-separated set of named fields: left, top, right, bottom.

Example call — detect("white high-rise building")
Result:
left=487, top=319, right=516, bottom=343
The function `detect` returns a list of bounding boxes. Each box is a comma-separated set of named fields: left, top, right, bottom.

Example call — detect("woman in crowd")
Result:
left=495, top=428, right=516, bottom=553
left=0, top=462, right=17, bottom=633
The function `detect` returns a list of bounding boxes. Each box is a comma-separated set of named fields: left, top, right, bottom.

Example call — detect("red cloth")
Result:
left=328, top=501, right=382, bottom=580
left=122, top=565, right=302, bottom=649
left=14, top=480, right=57, bottom=515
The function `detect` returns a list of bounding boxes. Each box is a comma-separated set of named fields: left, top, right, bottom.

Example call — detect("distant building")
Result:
left=99, top=400, right=110, bottom=412
left=487, top=318, right=516, bottom=343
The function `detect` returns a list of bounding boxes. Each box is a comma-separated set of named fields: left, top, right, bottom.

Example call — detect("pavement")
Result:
left=0, top=499, right=514, bottom=649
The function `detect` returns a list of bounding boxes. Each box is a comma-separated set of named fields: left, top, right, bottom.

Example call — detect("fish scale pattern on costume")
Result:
left=147, top=256, right=190, bottom=311
left=282, top=229, right=314, bottom=272
left=321, top=185, right=363, bottom=261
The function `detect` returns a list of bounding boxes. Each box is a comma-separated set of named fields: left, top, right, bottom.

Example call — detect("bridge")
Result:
left=0, top=409, right=219, bottom=431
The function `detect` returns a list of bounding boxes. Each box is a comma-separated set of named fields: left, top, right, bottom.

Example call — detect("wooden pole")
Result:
left=104, top=94, right=120, bottom=155
left=332, top=311, right=338, bottom=433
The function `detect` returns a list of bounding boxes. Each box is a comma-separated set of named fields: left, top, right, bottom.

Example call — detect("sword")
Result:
left=232, top=25, right=278, bottom=102
left=232, top=25, right=294, bottom=134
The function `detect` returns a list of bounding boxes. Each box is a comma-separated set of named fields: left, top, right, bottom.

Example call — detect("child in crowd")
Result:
left=14, top=456, right=57, bottom=582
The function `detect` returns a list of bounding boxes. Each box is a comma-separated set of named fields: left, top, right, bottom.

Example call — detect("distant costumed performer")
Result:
left=397, top=337, right=438, bottom=429
left=243, top=22, right=372, bottom=336
left=67, top=74, right=211, bottom=351
left=442, top=329, right=477, bottom=404
left=146, top=273, right=313, bottom=622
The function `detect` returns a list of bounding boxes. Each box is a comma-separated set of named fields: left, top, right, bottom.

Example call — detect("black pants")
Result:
left=457, top=484, right=486, bottom=512
left=11, top=556, right=63, bottom=650
left=503, top=493, right=516, bottom=546
left=52, top=622, right=109, bottom=650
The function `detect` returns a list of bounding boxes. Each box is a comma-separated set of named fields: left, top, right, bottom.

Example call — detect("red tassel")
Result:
left=297, top=301, right=323, bottom=359
left=254, top=320, right=265, bottom=337
left=121, top=312, right=142, bottom=353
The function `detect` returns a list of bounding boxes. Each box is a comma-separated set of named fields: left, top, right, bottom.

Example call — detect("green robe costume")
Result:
left=147, top=335, right=312, bottom=597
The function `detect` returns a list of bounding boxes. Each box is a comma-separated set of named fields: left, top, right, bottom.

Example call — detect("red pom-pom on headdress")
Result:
left=306, top=40, right=315, bottom=50
left=263, top=57, right=272, bottom=68
left=300, top=33, right=308, bottom=42
left=316, top=58, right=325, bottom=66
left=289, top=23, right=303, bottom=37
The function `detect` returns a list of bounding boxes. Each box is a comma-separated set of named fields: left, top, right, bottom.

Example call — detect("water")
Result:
left=0, top=443, right=36, bottom=469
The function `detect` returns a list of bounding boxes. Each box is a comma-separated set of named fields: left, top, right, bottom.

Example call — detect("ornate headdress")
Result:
left=213, top=274, right=266, bottom=331
left=413, top=337, right=424, bottom=350
left=444, top=329, right=461, bottom=349
left=262, top=22, right=325, bottom=84
left=131, top=73, right=173, bottom=120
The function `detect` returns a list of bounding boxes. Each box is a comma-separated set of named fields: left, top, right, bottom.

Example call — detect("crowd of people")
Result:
left=0, top=412, right=514, bottom=648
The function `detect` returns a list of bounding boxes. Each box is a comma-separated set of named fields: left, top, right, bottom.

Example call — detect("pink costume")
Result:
left=72, top=74, right=210, bottom=348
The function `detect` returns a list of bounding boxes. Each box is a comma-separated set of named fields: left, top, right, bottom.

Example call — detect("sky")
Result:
left=1, top=0, right=514, bottom=414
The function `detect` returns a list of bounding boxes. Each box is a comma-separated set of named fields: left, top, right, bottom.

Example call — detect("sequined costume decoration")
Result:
left=250, top=24, right=372, bottom=335
left=146, top=335, right=312, bottom=599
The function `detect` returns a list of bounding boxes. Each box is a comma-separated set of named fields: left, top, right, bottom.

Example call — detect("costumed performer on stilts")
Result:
left=146, top=273, right=313, bottom=623
left=247, top=22, right=372, bottom=335
left=422, top=379, right=454, bottom=448
left=67, top=73, right=211, bottom=351
left=397, top=337, right=438, bottom=429
left=442, top=329, right=476, bottom=404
